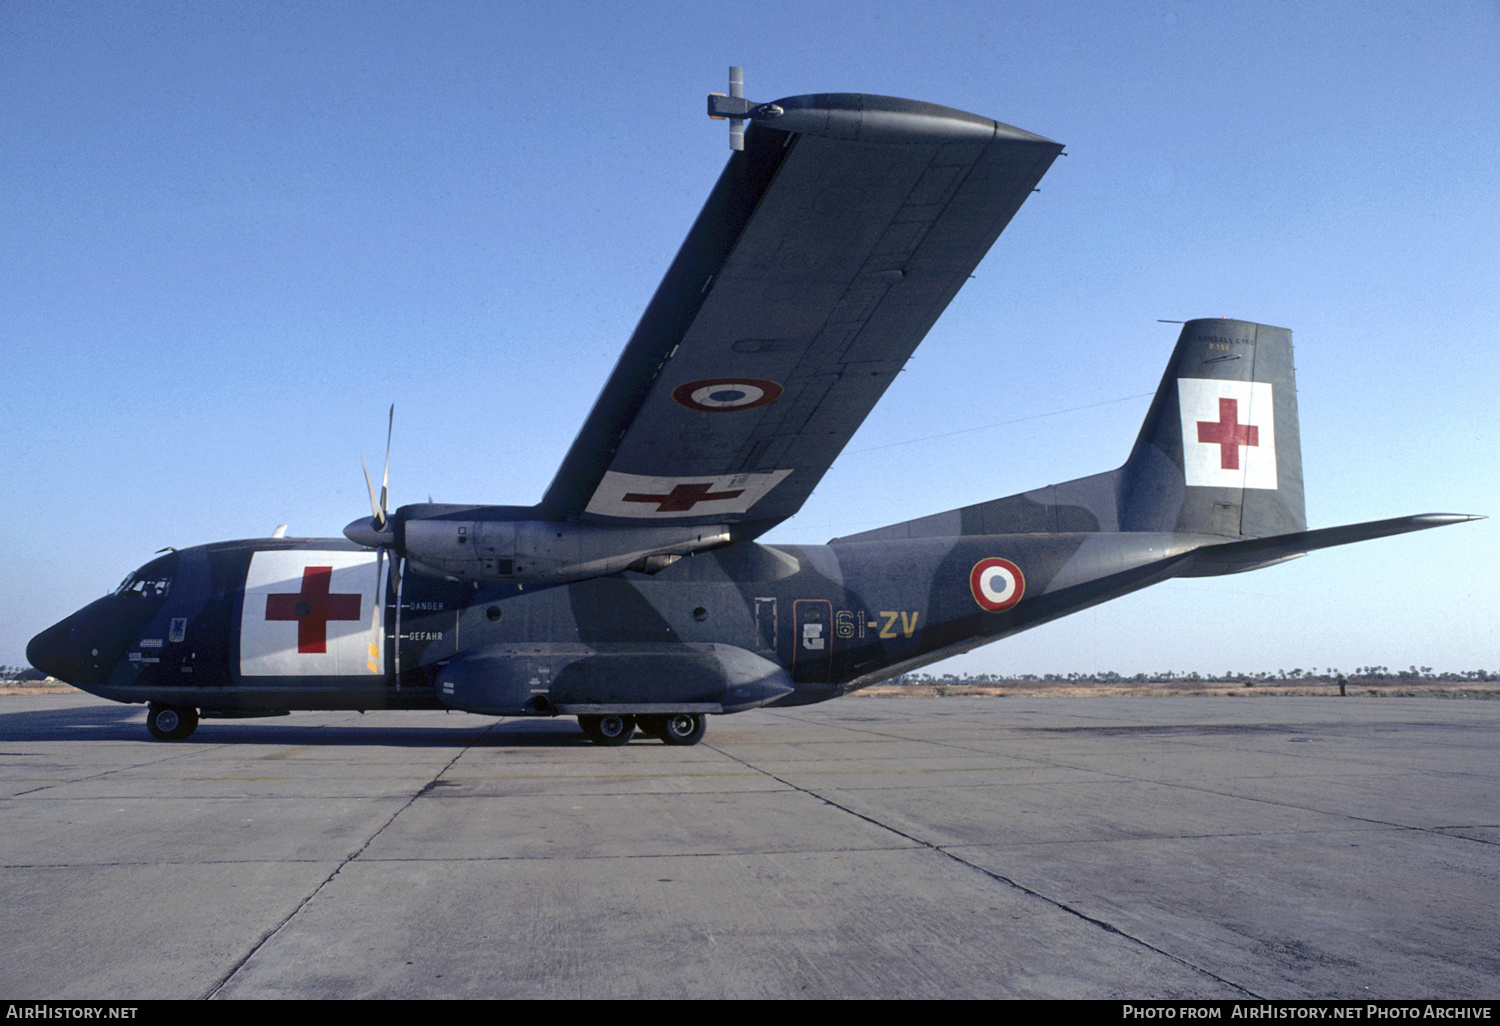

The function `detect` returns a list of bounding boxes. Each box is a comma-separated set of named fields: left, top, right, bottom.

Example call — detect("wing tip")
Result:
left=757, top=92, right=1061, bottom=147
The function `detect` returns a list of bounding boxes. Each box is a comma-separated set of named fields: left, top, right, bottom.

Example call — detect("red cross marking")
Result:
left=622, top=482, right=745, bottom=513
left=1196, top=397, right=1259, bottom=470
left=265, top=566, right=362, bottom=654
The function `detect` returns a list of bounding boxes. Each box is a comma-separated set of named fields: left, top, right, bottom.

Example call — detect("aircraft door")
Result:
left=395, top=561, right=462, bottom=684
left=791, top=599, right=833, bottom=684
left=238, top=549, right=389, bottom=681
left=754, top=597, right=777, bottom=654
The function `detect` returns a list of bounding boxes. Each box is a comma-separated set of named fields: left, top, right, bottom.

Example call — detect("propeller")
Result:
left=348, top=405, right=398, bottom=674
left=362, top=404, right=394, bottom=532
left=367, top=541, right=393, bottom=674
left=344, top=405, right=397, bottom=549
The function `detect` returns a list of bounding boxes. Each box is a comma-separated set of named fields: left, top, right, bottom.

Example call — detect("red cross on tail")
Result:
left=1176, top=379, right=1278, bottom=490
left=1197, top=397, right=1259, bottom=470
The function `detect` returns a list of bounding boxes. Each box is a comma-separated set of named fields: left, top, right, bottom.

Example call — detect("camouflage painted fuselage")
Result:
left=33, top=528, right=1213, bottom=717
left=31, top=315, right=1469, bottom=727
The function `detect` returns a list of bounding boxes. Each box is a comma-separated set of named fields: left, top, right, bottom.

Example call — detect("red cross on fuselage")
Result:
left=265, top=566, right=362, bottom=654
left=622, top=482, right=745, bottom=513
left=1196, top=397, right=1259, bottom=470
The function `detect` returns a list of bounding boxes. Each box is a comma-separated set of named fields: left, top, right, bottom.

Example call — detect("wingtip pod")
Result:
left=756, top=93, right=1061, bottom=146
left=707, top=68, right=1058, bottom=147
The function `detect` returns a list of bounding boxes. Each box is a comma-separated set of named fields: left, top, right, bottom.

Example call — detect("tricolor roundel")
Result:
left=672, top=377, right=783, bottom=413
left=970, top=557, right=1025, bottom=612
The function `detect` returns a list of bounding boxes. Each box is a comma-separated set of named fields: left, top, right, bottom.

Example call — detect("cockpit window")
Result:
left=114, top=573, right=171, bottom=599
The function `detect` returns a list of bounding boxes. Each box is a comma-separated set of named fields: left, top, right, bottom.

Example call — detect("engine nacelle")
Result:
left=399, top=513, right=730, bottom=584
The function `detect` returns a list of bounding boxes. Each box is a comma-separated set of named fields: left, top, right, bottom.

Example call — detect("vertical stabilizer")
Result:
left=828, top=317, right=1308, bottom=546
left=1120, top=319, right=1304, bottom=537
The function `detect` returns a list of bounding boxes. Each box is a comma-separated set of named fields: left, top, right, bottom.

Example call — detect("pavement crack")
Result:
left=932, top=846, right=1263, bottom=998
left=7, top=748, right=203, bottom=797
left=708, top=739, right=1264, bottom=999
left=203, top=720, right=502, bottom=998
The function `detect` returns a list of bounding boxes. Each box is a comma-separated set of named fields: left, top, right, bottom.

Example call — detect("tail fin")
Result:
left=830, top=318, right=1305, bottom=545
left=829, top=319, right=1479, bottom=557
left=1120, top=318, right=1304, bottom=537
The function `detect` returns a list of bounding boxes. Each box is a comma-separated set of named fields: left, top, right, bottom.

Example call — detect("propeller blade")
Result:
left=367, top=547, right=385, bottom=674
left=361, top=457, right=384, bottom=530
left=379, top=404, right=393, bottom=522
left=348, top=404, right=397, bottom=547
left=358, top=405, right=395, bottom=532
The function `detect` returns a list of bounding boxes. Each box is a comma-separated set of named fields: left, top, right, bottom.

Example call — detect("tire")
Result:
left=660, top=713, right=706, bottom=747
left=146, top=703, right=199, bottom=741
left=578, top=713, right=635, bottom=746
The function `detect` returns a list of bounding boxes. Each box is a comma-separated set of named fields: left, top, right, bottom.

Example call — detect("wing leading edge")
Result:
left=542, top=92, right=1064, bottom=536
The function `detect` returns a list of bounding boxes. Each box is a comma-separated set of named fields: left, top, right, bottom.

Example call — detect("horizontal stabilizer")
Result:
left=1183, top=513, right=1483, bottom=576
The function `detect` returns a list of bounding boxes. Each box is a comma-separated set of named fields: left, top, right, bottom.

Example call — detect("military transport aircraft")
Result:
left=28, top=75, right=1478, bottom=744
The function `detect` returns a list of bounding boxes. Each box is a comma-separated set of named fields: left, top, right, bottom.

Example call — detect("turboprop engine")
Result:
left=344, top=504, right=731, bottom=585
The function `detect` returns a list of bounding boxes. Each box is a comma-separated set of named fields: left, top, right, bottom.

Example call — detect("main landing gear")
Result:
left=146, top=703, right=199, bottom=741
left=578, top=713, right=706, bottom=747
left=578, top=713, right=635, bottom=746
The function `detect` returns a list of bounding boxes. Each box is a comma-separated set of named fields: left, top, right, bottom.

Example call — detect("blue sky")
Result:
left=4, top=1, right=1496, bottom=675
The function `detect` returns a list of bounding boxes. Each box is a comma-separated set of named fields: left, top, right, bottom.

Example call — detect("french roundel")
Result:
left=970, top=557, right=1025, bottom=612
left=672, top=377, right=783, bottom=413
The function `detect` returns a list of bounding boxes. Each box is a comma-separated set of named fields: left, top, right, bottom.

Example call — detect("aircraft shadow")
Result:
left=0, top=706, right=627, bottom=748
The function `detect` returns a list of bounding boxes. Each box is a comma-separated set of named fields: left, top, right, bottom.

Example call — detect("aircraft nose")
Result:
left=27, top=615, right=76, bottom=682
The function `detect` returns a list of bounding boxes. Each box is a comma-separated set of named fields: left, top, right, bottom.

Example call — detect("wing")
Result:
left=542, top=92, right=1063, bottom=536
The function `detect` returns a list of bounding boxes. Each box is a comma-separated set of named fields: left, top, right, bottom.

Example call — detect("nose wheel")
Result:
left=146, top=703, right=199, bottom=741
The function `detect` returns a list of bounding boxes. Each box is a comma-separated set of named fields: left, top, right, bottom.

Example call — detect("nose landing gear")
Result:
left=146, top=703, right=199, bottom=741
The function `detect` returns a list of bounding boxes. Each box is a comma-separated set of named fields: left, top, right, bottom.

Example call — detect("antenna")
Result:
left=727, top=66, right=745, bottom=151
left=707, top=67, right=780, bottom=150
